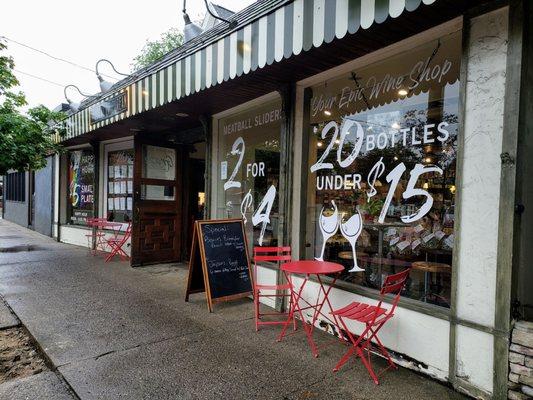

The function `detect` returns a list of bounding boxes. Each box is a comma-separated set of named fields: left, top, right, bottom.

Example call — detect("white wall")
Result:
left=453, top=7, right=509, bottom=395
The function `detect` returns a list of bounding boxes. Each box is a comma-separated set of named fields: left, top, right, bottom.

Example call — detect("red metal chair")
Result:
left=104, top=222, right=132, bottom=262
left=253, top=246, right=294, bottom=332
left=330, top=268, right=411, bottom=384
left=85, top=218, right=108, bottom=255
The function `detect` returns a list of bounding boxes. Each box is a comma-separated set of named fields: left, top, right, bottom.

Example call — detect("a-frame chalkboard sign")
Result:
left=185, top=219, right=253, bottom=312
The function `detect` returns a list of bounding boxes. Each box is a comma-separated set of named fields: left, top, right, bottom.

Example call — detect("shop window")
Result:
left=305, top=30, right=461, bottom=308
left=107, top=149, right=134, bottom=222
left=68, top=149, right=94, bottom=225
left=5, top=172, right=25, bottom=202
left=216, top=99, right=282, bottom=249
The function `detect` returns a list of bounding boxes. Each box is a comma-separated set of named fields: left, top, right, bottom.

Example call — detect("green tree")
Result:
left=0, top=39, right=64, bottom=175
left=132, top=27, right=184, bottom=71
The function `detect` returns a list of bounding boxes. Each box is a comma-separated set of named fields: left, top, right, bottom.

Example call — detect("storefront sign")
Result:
left=222, top=108, right=282, bottom=135
left=90, top=92, right=128, bottom=124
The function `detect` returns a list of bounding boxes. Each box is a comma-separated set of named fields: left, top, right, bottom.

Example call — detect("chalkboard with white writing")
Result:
left=185, top=219, right=252, bottom=312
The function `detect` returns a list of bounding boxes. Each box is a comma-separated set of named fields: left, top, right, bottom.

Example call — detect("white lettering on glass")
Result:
left=224, top=137, right=245, bottom=190
left=310, top=121, right=338, bottom=172
left=366, top=157, right=385, bottom=201
left=337, top=119, right=364, bottom=168
left=378, top=162, right=407, bottom=224
left=401, top=163, right=443, bottom=223
left=252, top=185, right=276, bottom=246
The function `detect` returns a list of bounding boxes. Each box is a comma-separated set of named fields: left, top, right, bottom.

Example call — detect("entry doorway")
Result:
left=131, top=135, right=183, bottom=266
left=184, top=141, right=206, bottom=257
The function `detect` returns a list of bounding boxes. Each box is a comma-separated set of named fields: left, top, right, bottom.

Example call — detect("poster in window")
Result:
left=68, top=150, right=94, bottom=225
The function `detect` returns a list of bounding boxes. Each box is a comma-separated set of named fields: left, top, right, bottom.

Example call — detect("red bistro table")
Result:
left=278, top=260, right=344, bottom=357
left=92, top=221, right=123, bottom=253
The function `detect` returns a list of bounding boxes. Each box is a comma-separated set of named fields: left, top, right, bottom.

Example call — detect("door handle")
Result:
left=133, top=207, right=140, bottom=224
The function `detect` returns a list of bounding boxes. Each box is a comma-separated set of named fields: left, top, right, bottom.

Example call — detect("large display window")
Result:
left=215, top=98, right=282, bottom=249
left=304, top=30, right=461, bottom=308
left=67, top=149, right=95, bottom=225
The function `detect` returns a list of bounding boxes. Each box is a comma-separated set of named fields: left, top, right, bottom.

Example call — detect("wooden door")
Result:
left=131, top=135, right=182, bottom=266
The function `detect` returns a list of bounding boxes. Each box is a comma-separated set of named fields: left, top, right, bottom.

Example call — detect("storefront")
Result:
left=54, top=1, right=533, bottom=398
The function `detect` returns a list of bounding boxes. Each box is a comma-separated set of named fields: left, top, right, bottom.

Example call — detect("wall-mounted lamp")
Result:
left=183, top=0, right=203, bottom=43
left=95, top=59, right=129, bottom=93
left=203, top=0, right=237, bottom=29
left=64, top=84, right=92, bottom=113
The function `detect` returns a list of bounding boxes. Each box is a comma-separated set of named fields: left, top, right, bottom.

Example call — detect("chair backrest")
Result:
left=253, top=246, right=292, bottom=264
left=253, top=246, right=291, bottom=283
left=379, top=268, right=411, bottom=315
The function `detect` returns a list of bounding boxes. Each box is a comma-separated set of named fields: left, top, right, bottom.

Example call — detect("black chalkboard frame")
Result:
left=185, top=219, right=253, bottom=312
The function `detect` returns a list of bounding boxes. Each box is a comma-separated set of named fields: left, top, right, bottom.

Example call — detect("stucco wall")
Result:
left=454, top=7, right=509, bottom=395
left=34, top=157, right=53, bottom=236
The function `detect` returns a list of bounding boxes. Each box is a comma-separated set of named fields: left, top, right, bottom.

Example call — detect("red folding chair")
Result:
left=85, top=218, right=107, bottom=255
left=330, top=268, right=411, bottom=384
left=104, top=222, right=132, bottom=262
left=253, top=246, right=295, bottom=332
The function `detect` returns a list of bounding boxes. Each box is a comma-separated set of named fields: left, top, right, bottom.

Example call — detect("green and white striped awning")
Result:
left=63, top=0, right=437, bottom=140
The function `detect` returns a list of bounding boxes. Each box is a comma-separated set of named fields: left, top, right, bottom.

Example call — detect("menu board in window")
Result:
left=107, top=149, right=134, bottom=222
left=68, top=149, right=94, bottom=225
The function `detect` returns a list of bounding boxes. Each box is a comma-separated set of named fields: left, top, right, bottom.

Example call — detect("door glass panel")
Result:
left=141, top=184, right=175, bottom=200
left=142, top=145, right=176, bottom=180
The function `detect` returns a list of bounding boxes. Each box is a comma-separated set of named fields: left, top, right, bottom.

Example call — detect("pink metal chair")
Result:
left=330, top=268, right=411, bottom=384
left=253, top=246, right=295, bottom=332
left=104, top=222, right=132, bottom=262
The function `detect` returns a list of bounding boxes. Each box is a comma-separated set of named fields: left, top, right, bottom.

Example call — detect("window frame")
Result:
left=294, top=18, right=463, bottom=318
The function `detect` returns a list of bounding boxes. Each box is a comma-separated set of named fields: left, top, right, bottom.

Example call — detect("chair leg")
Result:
left=356, top=346, right=379, bottom=385
left=333, top=345, right=356, bottom=372
left=254, top=290, right=260, bottom=332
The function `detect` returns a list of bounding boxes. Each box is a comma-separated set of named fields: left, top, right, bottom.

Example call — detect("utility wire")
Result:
left=14, top=69, right=67, bottom=88
left=1, top=35, right=116, bottom=80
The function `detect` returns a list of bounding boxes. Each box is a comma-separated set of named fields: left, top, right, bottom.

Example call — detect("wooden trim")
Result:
left=447, top=13, right=470, bottom=389
left=494, top=2, right=523, bottom=398
left=274, top=84, right=296, bottom=313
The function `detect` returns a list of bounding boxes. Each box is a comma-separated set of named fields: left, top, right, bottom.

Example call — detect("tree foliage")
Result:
left=132, top=27, right=184, bottom=71
left=0, top=39, right=65, bottom=175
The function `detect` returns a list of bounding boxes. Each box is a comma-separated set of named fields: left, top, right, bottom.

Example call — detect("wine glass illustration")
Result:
left=315, top=201, right=340, bottom=261
left=339, top=210, right=365, bottom=272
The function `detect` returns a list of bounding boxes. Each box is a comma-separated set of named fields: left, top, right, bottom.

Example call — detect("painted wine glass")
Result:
left=339, top=209, right=365, bottom=272
left=315, top=200, right=339, bottom=261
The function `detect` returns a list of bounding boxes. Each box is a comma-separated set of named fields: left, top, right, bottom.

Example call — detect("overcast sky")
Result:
left=2, top=0, right=255, bottom=110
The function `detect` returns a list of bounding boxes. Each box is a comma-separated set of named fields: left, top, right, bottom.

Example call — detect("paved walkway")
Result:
left=0, top=219, right=466, bottom=399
